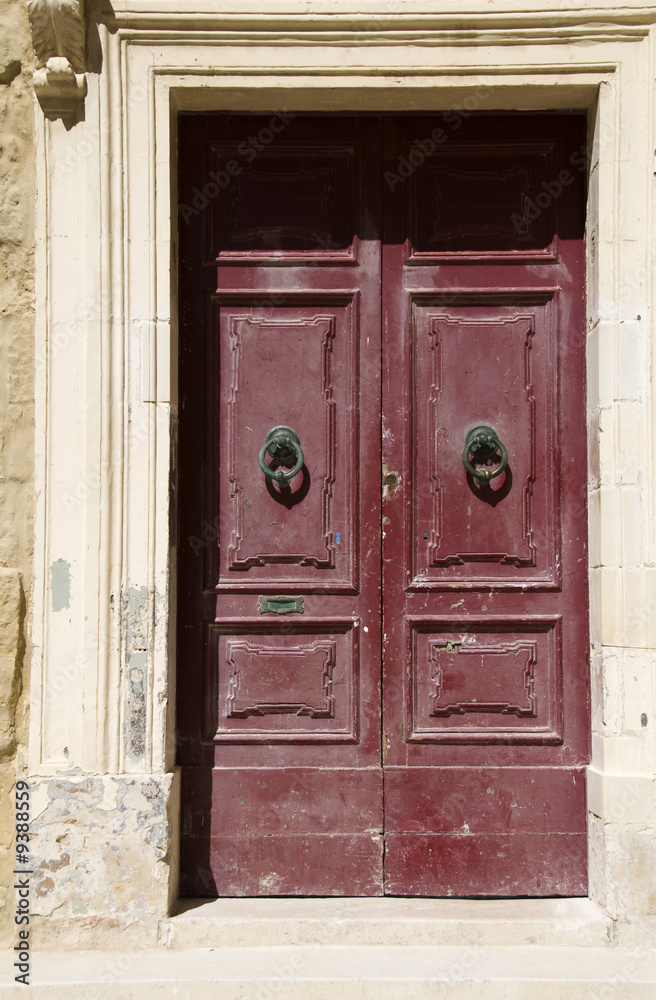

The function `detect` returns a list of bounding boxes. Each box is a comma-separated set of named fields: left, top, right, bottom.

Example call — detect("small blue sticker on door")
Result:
left=336, top=532, right=341, bottom=544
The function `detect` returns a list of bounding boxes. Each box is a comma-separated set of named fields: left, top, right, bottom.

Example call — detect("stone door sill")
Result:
left=161, top=896, right=612, bottom=948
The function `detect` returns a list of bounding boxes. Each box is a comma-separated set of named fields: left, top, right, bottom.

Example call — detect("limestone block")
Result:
left=617, top=321, right=646, bottom=403
left=601, top=826, right=656, bottom=921
left=589, top=645, right=604, bottom=734
left=0, top=570, right=23, bottom=759
left=599, top=486, right=622, bottom=567
left=593, top=733, right=649, bottom=774
left=587, top=768, right=656, bottom=825
left=29, top=772, right=179, bottom=948
left=162, top=897, right=611, bottom=950
left=589, top=812, right=656, bottom=923
left=0, top=0, right=30, bottom=85
left=624, top=568, right=656, bottom=650
left=593, top=648, right=656, bottom=762
left=587, top=813, right=612, bottom=916
left=586, top=405, right=600, bottom=488
left=597, top=488, right=642, bottom=569
left=616, top=402, right=644, bottom=486
left=620, top=648, right=655, bottom=747
left=588, top=487, right=601, bottom=568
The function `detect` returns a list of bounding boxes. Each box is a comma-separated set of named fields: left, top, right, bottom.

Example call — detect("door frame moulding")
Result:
left=29, top=5, right=656, bottom=945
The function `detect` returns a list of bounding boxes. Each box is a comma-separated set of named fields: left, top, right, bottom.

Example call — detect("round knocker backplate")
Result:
left=462, top=424, right=508, bottom=482
left=258, top=425, right=304, bottom=487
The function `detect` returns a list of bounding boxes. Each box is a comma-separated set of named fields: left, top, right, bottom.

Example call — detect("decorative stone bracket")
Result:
left=27, top=0, right=87, bottom=123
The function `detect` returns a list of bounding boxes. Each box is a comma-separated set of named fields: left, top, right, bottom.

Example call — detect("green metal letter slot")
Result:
left=258, top=596, right=305, bottom=615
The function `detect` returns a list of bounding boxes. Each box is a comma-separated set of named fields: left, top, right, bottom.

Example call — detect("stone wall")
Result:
left=0, top=0, right=34, bottom=949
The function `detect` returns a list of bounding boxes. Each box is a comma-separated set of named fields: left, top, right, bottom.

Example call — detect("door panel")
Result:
left=409, top=142, right=562, bottom=260
left=211, top=296, right=359, bottom=589
left=208, top=143, right=357, bottom=263
left=178, top=112, right=589, bottom=898
left=177, top=116, right=383, bottom=896
left=408, top=618, right=563, bottom=744
left=381, top=114, right=589, bottom=896
left=411, top=296, right=559, bottom=585
left=204, top=621, right=359, bottom=743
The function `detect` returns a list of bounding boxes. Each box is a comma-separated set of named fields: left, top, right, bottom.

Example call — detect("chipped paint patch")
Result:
left=124, top=585, right=150, bottom=650
left=50, top=559, right=71, bottom=611
left=120, top=585, right=166, bottom=764
left=127, top=652, right=147, bottom=759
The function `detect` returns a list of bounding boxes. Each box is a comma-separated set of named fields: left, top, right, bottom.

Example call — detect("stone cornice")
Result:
left=24, top=1, right=651, bottom=126
left=98, top=0, right=656, bottom=32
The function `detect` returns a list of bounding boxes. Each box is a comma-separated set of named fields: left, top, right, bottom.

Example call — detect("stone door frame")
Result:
left=29, top=3, right=656, bottom=945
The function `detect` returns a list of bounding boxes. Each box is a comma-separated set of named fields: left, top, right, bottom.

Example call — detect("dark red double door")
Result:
left=177, top=113, right=589, bottom=897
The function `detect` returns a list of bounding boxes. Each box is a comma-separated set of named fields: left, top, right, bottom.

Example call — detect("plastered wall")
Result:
left=0, top=0, right=34, bottom=949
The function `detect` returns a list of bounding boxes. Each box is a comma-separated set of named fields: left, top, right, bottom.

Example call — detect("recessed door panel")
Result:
left=408, top=618, right=563, bottom=744
left=384, top=767, right=587, bottom=834
left=408, top=141, right=561, bottom=259
left=411, top=296, right=559, bottom=586
left=211, top=296, right=359, bottom=589
left=204, top=621, right=359, bottom=743
left=383, top=832, right=587, bottom=897
left=207, top=142, right=357, bottom=263
left=179, top=766, right=383, bottom=897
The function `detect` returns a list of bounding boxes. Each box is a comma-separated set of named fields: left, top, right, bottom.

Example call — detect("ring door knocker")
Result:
left=462, top=424, right=508, bottom=483
left=258, top=425, right=304, bottom=488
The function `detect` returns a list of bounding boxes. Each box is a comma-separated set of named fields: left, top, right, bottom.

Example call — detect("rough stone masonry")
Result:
left=0, top=0, right=35, bottom=949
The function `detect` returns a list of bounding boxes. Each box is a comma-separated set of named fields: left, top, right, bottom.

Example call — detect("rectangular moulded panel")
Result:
left=408, top=618, right=563, bottom=743
left=204, top=621, right=358, bottom=742
left=206, top=141, right=358, bottom=265
left=408, top=141, right=559, bottom=261
left=411, top=295, right=559, bottom=588
left=210, top=294, right=359, bottom=591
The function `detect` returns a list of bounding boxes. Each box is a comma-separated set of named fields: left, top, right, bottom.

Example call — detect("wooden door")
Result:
left=177, top=115, right=385, bottom=895
left=177, top=113, right=589, bottom=897
left=381, top=114, right=589, bottom=895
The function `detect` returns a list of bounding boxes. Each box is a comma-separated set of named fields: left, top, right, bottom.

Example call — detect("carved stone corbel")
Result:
left=27, top=0, right=87, bottom=124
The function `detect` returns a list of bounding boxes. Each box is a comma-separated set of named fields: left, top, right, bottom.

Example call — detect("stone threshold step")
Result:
left=2, top=945, right=656, bottom=999
left=161, top=896, right=612, bottom=948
